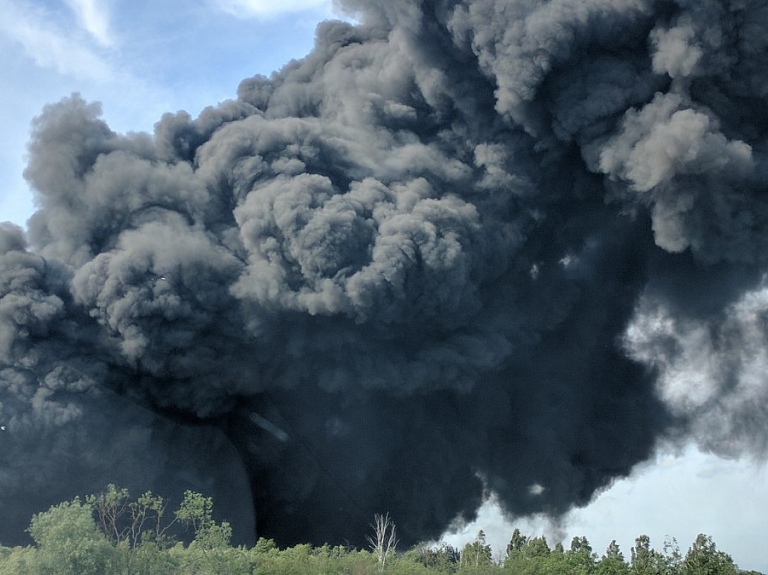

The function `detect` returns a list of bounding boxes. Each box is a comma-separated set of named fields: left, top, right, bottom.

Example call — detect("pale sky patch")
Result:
left=212, top=0, right=336, bottom=19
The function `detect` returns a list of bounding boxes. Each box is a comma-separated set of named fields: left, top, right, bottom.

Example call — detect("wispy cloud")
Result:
left=64, top=0, right=114, bottom=47
left=0, top=0, right=113, bottom=81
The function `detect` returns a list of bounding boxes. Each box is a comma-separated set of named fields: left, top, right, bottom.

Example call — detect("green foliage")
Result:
left=460, top=530, right=493, bottom=572
left=661, top=537, right=684, bottom=575
left=247, top=541, right=377, bottom=575
left=403, top=542, right=460, bottom=574
left=0, top=546, right=38, bottom=575
left=88, top=484, right=175, bottom=550
left=27, top=497, right=114, bottom=575
left=0, top=489, right=763, bottom=575
left=504, top=530, right=557, bottom=575
left=597, top=541, right=630, bottom=575
left=632, top=534, right=673, bottom=575
left=176, top=490, right=216, bottom=534
left=528, top=536, right=552, bottom=558
left=565, top=535, right=597, bottom=574
left=503, top=533, right=564, bottom=575
left=682, top=534, right=738, bottom=575
left=507, top=528, right=528, bottom=556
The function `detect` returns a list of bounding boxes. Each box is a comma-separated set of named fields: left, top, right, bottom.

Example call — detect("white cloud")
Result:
left=64, top=0, right=114, bottom=47
left=0, top=0, right=113, bottom=82
left=623, top=280, right=768, bottom=456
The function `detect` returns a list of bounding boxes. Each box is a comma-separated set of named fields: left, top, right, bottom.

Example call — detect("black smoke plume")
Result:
left=3, top=0, right=768, bottom=547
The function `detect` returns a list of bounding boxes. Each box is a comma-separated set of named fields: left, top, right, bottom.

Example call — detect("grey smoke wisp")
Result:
left=3, top=0, right=768, bottom=547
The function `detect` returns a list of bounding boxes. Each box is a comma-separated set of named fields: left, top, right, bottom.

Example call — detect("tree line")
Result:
left=0, top=485, right=761, bottom=575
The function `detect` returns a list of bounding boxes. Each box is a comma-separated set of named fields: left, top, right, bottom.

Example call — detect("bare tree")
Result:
left=367, top=513, right=398, bottom=572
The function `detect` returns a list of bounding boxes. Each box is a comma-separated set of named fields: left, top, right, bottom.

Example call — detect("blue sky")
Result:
left=0, top=0, right=338, bottom=223
left=1, top=1, right=767, bottom=572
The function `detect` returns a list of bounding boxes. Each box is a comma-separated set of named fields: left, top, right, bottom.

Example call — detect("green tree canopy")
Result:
left=27, top=498, right=113, bottom=575
left=598, top=540, right=630, bottom=575
left=461, top=530, right=493, bottom=569
left=682, top=534, right=738, bottom=575
left=0, top=489, right=763, bottom=575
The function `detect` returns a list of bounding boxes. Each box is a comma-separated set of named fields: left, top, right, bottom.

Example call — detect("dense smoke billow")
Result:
left=3, top=0, right=768, bottom=547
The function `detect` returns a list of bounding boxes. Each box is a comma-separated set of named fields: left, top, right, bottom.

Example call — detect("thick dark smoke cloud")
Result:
left=3, top=0, right=768, bottom=547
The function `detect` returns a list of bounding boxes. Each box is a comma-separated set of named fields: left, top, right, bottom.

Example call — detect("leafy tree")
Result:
left=661, top=537, right=683, bottom=575
left=507, top=528, right=528, bottom=557
left=315, top=543, right=379, bottom=575
left=27, top=498, right=114, bottom=575
left=631, top=535, right=664, bottom=575
left=405, top=542, right=460, bottom=573
left=0, top=545, right=39, bottom=575
left=175, top=490, right=244, bottom=575
left=87, top=484, right=176, bottom=549
left=542, top=544, right=570, bottom=575
left=597, top=540, right=630, bottom=575
left=504, top=532, right=559, bottom=575
left=175, top=490, right=217, bottom=535
left=681, top=534, right=737, bottom=575
left=567, top=535, right=597, bottom=574
left=525, top=536, right=551, bottom=558
left=85, top=484, right=184, bottom=575
left=127, top=539, right=183, bottom=575
left=460, top=530, right=493, bottom=573
left=2, top=486, right=763, bottom=575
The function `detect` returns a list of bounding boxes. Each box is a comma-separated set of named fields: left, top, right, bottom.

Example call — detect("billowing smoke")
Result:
left=3, top=0, right=768, bottom=548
